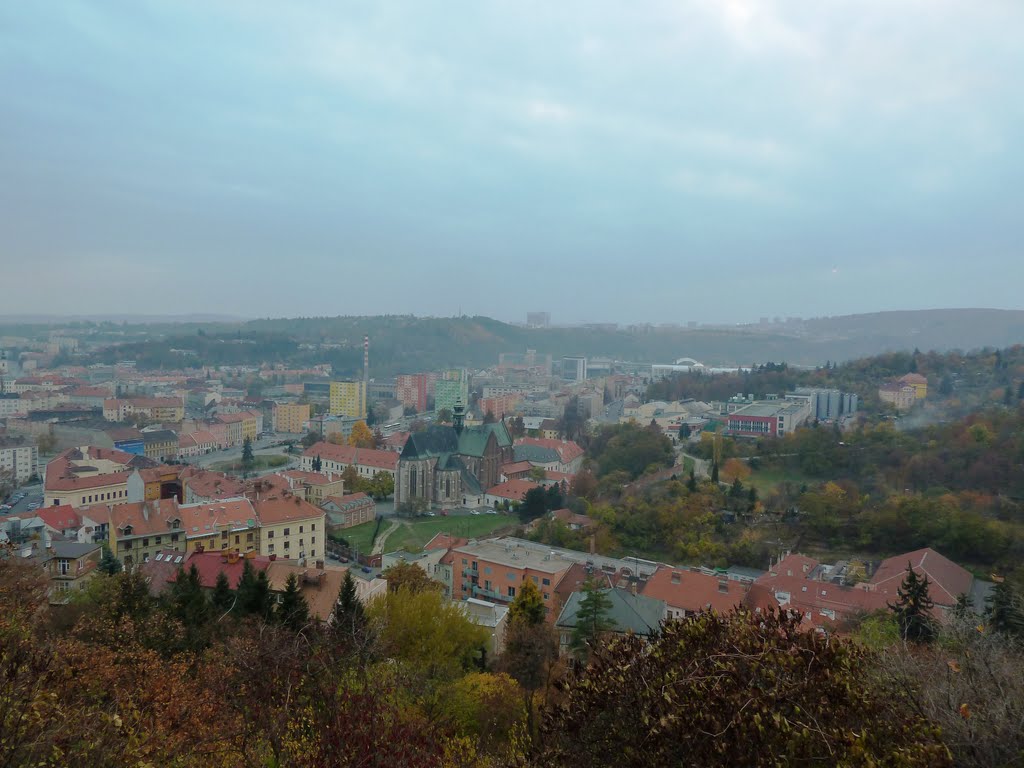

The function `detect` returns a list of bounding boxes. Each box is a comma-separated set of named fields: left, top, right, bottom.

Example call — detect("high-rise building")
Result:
left=526, top=312, right=550, bottom=327
left=329, top=380, right=366, bottom=419
left=561, top=356, right=587, bottom=382
left=395, top=373, right=430, bottom=413
left=434, top=369, right=469, bottom=414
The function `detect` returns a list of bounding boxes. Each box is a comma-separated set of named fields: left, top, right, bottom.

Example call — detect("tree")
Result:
left=241, top=437, right=255, bottom=468
left=437, top=407, right=453, bottom=424
left=985, top=576, right=1024, bottom=638
left=98, top=546, right=122, bottom=575
left=678, top=423, right=691, bottom=440
left=368, top=471, right=395, bottom=500
left=335, top=570, right=368, bottom=640
left=508, top=415, right=526, bottom=439
left=383, top=561, right=440, bottom=594
left=483, top=410, right=497, bottom=424
left=519, top=486, right=548, bottom=523
left=348, top=420, right=375, bottom=448
left=301, top=430, right=321, bottom=448
left=276, top=573, right=310, bottom=631
left=532, top=611, right=951, bottom=767
left=236, top=560, right=273, bottom=619
left=889, top=564, right=937, bottom=644
left=544, top=483, right=563, bottom=511
left=710, top=461, right=719, bottom=484
left=686, top=468, right=697, bottom=493
left=211, top=571, right=234, bottom=615
left=312, top=454, right=322, bottom=472
left=569, top=580, right=613, bottom=660
left=508, top=579, right=546, bottom=626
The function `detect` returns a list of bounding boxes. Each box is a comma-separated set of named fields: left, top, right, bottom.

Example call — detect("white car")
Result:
left=470, top=510, right=481, bottom=516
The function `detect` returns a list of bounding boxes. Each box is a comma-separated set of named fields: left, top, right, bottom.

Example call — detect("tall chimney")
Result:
left=363, top=335, right=370, bottom=419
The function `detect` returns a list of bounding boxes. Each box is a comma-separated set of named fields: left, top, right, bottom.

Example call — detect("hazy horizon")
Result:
left=2, top=1, right=1022, bottom=323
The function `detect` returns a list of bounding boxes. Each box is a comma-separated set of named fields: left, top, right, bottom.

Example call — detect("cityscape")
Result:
left=2, top=1, right=1023, bottom=766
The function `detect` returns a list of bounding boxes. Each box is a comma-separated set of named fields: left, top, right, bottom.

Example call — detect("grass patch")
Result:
left=330, top=520, right=379, bottom=556
left=384, top=514, right=518, bottom=553
left=745, top=465, right=812, bottom=495
left=209, top=454, right=291, bottom=473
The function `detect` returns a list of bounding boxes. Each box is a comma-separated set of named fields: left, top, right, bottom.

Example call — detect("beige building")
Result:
left=253, top=495, right=326, bottom=563
left=0, top=439, right=38, bottom=483
left=44, top=446, right=139, bottom=507
left=879, top=382, right=917, bottom=411
left=275, top=470, right=344, bottom=506
left=273, top=402, right=310, bottom=434
left=102, top=397, right=185, bottom=422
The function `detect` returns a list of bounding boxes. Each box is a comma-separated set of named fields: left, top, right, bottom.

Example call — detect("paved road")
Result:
left=680, top=452, right=710, bottom=479
left=1, top=482, right=44, bottom=516
left=193, top=437, right=292, bottom=469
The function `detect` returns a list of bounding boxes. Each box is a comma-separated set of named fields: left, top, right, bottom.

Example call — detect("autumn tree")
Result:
left=383, top=560, right=441, bottom=594
left=532, top=610, right=951, bottom=767
left=348, top=420, right=375, bottom=448
left=500, top=579, right=558, bottom=742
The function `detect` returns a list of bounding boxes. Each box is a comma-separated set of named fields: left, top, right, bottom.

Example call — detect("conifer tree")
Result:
left=888, top=564, right=937, bottom=644
left=98, top=546, right=122, bottom=575
left=570, top=580, right=614, bottom=660
left=211, top=570, right=235, bottom=615
left=710, top=461, right=719, bottom=484
left=276, top=573, right=309, bottom=630
left=686, top=469, right=697, bottom=493
left=169, top=564, right=210, bottom=627
left=985, top=576, right=1024, bottom=639
left=241, top=436, right=255, bottom=467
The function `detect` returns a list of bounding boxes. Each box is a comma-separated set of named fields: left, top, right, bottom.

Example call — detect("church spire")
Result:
left=453, top=400, right=465, bottom=435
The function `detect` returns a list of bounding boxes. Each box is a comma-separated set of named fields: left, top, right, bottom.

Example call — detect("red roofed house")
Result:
left=485, top=479, right=541, bottom=508
left=321, top=492, right=375, bottom=530
left=642, top=566, right=761, bottom=621
left=300, top=441, right=398, bottom=482
left=869, top=548, right=974, bottom=615
left=512, top=437, right=585, bottom=475
left=35, top=505, right=82, bottom=539
left=44, top=445, right=153, bottom=507
left=275, top=470, right=344, bottom=506
left=252, top=494, right=326, bottom=564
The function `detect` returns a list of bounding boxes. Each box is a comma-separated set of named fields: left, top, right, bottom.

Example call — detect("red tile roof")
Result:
left=180, top=466, right=246, bottom=499
left=642, top=567, right=749, bottom=614
left=252, top=494, right=325, bottom=525
left=870, top=548, right=972, bottom=607
left=302, top=441, right=398, bottom=471
left=485, top=478, right=541, bottom=500
left=36, top=505, right=82, bottom=532
left=514, top=437, right=584, bottom=464
left=109, top=498, right=182, bottom=537
left=173, top=550, right=273, bottom=589
left=500, top=461, right=533, bottom=476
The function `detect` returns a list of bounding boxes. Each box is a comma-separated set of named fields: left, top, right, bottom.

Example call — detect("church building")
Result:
left=396, top=404, right=513, bottom=508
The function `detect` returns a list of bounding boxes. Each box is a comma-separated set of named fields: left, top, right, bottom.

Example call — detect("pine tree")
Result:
left=235, top=559, right=271, bottom=618
left=570, top=580, right=614, bottom=660
left=211, top=570, right=235, bottom=615
left=276, top=573, right=310, bottom=630
left=312, top=454, right=322, bottom=472
left=241, top=436, right=255, bottom=467
left=170, top=564, right=211, bottom=626
left=98, top=546, right=122, bottom=575
left=508, top=578, right=546, bottom=626
left=686, top=469, right=697, bottom=493
left=985, top=577, right=1024, bottom=638
left=888, top=564, right=937, bottom=644
left=710, top=461, right=719, bottom=484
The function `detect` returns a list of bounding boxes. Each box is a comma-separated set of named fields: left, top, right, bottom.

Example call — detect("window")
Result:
left=299, top=525, right=304, bottom=533
left=543, top=592, right=549, bottom=600
left=284, top=528, right=290, bottom=536
left=542, top=578, right=550, bottom=586
left=267, top=530, right=274, bottom=539
left=507, top=572, right=516, bottom=581
left=532, top=576, right=538, bottom=584
left=311, top=536, right=316, bottom=544
left=142, top=538, right=149, bottom=547
left=508, top=586, right=516, bottom=598
left=312, top=523, right=316, bottom=531
left=268, top=544, right=274, bottom=553
left=59, top=560, right=69, bottom=575
left=247, top=533, right=253, bottom=542
left=299, top=539, right=304, bottom=547
left=284, top=541, right=290, bottom=549
left=235, top=535, right=240, bottom=544
left=170, top=533, right=179, bottom=542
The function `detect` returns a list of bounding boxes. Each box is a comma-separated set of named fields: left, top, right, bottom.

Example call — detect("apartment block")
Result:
left=329, top=380, right=366, bottom=419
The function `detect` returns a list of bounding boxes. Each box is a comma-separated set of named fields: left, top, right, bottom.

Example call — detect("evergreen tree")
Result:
left=169, top=564, right=211, bottom=626
left=888, top=564, right=937, bottom=644
left=1018, top=380, right=1024, bottom=401
left=241, top=436, right=255, bottom=467
left=98, top=546, right=122, bottom=575
left=686, top=469, right=697, bottom=493
left=544, top=483, right=563, bottom=511
left=985, top=577, right=1024, bottom=638
left=211, top=570, right=235, bottom=615
left=236, top=559, right=272, bottom=618
left=334, top=569, right=369, bottom=646
left=747, top=486, right=757, bottom=504
left=312, top=454, right=322, bottom=472
left=678, top=423, right=691, bottom=440
left=710, top=461, right=719, bottom=484
left=729, top=478, right=743, bottom=498
left=508, top=578, right=546, bottom=626
left=570, top=580, right=614, bottom=660
left=276, top=573, right=310, bottom=631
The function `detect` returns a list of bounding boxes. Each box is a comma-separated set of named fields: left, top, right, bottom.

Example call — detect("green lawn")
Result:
left=746, top=465, right=812, bottom=495
left=209, top=454, right=291, bottom=473
left=384, top=514, right=518, bottom=553
left=331, top=513, right=519, bottom=556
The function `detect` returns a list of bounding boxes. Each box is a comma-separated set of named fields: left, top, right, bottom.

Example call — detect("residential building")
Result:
left=0, top=393, right=28, bottom=418
left=561, top=356, right=587, bottom=382
left=102, top=397, right=184, bottom=422
left=395, top=373, right=430, bottom=413
left=512, top=437, right=585, bottom=475
left=0, top=438, right=38, bottom=483
left=44, top=445, right=154, bottom=507
left=252, top=494, right=326, bottom=563
left=484, top=478, right=541, bottom=508
left=264, top=560, right=348, bottom=622
left=180, top=466, right=247, bottom=503
left=461, top=597, right=509, bottom=654
left=478, top=393, right=523, bottom=420
left=322, top=493, right=376, bottom=530
left=434, top=369, right=469, bottom=415
left=142, top=429, right=179, bottom=461
left=177, top=498, right=260, bottom=555
left=300, top=441, right=398, bottom=482
left=641, top=567, right=759, bottom=620
left=108, top=498, right=186, bottom=567
left=878, top=382, right=917, bottom=411
left=396, top=407, right=513, bottom=508
left=554, top=588, right=664, bottom=654
left=273, top=402, right=310, bottom=434
left=38, top=541, right=102, bottom=603
left=791, top=388, right=859, bottom=422
left=275, top=470, right=344, bottom=505
left=898, top=373, right=928, bottom=399
left=329, top=380, right=367, bottom=419
left=216, top=411, right=259, bottom=446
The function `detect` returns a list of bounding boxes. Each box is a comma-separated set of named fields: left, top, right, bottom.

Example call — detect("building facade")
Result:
left=273, top=402, right=310, bottom=433
left=329, top=380, right=367, bottom=419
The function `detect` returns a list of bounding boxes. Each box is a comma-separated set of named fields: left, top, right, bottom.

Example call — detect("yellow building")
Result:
left=253, top=495, right=326, bottom=562
left=179, top=498, right=259, bottom=555
left=898, top=373, right=928, bottom=399
left=274, top=402, right=310, bottom=434
left=329, top=380, right=366, bottom=419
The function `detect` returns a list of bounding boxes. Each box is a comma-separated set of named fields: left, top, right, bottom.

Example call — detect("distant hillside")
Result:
left=6, top=309, right=1024, bottom=375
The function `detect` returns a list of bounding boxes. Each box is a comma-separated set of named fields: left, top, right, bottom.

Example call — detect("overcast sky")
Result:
left=1, top=1, right=1021, bottom=324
